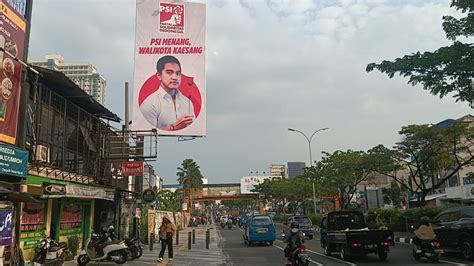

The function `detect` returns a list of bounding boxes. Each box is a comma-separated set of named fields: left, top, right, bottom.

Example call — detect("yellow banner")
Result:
left=0, top=1, right=26, bottom=32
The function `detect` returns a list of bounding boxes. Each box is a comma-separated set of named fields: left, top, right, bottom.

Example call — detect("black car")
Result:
left=433, top=206, right=474, bottom=260
left=285, top=216, right=314, bottom=239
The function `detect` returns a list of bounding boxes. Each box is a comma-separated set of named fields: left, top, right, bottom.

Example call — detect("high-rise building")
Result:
left=287, top=162, right=306, bottom=178
left=30, top=54, right=106, bottom=105
left=270, top=164, right=285, bottom=178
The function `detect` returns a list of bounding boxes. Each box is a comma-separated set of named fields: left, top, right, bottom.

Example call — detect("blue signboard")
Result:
left=0, top=208, right=13, bottom=246
left=0, top=143, right=28, bottom=177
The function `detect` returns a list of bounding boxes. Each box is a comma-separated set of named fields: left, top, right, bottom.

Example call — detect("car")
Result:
left=432, top=206, right=474, bottom=260
left=243, top=214, right=276, bottom=246
left=285, top=215, right=314, bottom=239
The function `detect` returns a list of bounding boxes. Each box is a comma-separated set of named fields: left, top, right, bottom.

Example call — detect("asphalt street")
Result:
left=218, top=223, right=474, bottom=266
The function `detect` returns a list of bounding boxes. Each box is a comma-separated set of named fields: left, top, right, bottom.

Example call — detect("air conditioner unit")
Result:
left=35, top=144, right=50, bottom=163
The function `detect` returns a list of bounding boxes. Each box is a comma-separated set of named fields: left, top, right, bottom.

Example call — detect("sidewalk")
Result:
left=165, top=224, right=226, bottom=265
left=62, top=224, right=225, bottom=265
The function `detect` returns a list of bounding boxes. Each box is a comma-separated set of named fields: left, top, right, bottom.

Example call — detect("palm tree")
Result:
left=177, top=159, right=204, bottom=210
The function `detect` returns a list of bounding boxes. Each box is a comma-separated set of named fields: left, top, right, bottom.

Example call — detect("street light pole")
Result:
left=288, top=127, right=329, bottom=214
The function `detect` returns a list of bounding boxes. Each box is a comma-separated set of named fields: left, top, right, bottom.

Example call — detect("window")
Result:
left=449, top=211, right=461, bottom=222
left=435, top=213, right=450, bottom=223
left=461, top=208, right=474, bottom=218
left=252, top=216, right=272, bottom=226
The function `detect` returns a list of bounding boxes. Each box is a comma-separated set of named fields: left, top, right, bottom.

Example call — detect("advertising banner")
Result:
left=0, top=208, right=13, bottom=246
left=0, top=143, right=28, bottom=177
left=240, top=176, right=276, bottom=194
left=0, top=0, right=26, bottom=144
left=132, top=0, right=206, bottom=137
left=122, top=161, right=143, bottom=176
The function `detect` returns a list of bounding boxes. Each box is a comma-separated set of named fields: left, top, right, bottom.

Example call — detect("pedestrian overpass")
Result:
left=192, top=183, right=259, bottom=201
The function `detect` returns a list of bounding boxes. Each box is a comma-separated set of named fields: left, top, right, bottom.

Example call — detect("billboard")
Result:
left=0, top=0, right=26, bottom=145
left=0, top=143, right=28, bottom=177
left=132, top=0, right=206, bottom=137
left=240, top=176, right=277, bottom=194
left=122, top=161, right=144, bottom=176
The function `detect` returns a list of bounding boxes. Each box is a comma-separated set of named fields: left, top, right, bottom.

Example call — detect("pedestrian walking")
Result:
left=157, top=215, right=176, bottom=263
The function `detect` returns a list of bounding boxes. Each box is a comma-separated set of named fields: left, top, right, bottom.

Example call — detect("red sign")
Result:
left=0, top=1, right=26, bottom=145
left=122, top=161, right=143, bottom=176
left=159, top=3, right=185, bottom=34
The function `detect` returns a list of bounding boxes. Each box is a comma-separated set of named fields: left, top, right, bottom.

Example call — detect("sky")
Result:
left=27, top=0, right=472, bottom=185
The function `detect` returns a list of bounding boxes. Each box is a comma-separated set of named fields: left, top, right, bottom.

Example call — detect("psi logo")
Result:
left=159, top=3, right=185, bottom=34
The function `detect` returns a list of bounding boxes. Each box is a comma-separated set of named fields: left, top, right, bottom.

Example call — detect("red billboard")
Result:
left=122, top=161, right=144, bottom=176
left=132, top=1, right=206, bottom=137
left=0, top=0, right=26, bottom=145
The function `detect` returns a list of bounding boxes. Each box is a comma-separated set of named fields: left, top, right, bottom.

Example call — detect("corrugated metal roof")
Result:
left=33, top=66, right=121, bottom=122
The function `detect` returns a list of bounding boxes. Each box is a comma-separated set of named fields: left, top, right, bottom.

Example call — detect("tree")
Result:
left=366, top=1, right=474, bottom=104
left=368, top=120, right=474, bottom=205
left=177, top=159, right=204, bottom=190
left=382, top=180, right=404, bottom=208
left=157, top=189, right=182, bottom=212
left=309, top=150, right=375, bottom=210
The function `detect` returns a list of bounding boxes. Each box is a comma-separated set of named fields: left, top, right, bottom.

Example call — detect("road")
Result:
left=219, top=224, right=473, bottom=266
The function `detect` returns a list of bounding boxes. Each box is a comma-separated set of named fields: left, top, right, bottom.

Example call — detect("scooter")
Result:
left=107, top=225, right=142, bottom=261
left=32, top=237, right=69, bottom=266
left=227, top=220, right=232, bottom=229
left=77, top=233, right=130, bottom=266
left=412, top=239, right=442, bottom=263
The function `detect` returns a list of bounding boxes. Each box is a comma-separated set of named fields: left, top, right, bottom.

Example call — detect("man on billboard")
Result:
left=139, top=55, right=194, bottom=131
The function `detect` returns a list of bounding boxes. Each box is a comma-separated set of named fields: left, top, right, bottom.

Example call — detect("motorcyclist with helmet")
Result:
left=413, top=216, right=436, bottom=253
left=284, top=222, right=305, bottom=264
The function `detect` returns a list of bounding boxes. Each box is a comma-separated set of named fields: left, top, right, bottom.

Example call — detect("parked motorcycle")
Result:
left=124, top=237, right=142, bottom=260
left=412, top=239, right=442, bottom=263
left=107, top=225, right=142, bottom=261
left=77, top=233, right=130, bottom=265
left=32, top=237, right=69, bottom=266
left=227, top=220, right=232, bottom=229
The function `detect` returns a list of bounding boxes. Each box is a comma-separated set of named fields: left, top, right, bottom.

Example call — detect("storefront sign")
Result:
left=20, top=202, right=44, bottom=233
left=0, top=208, right=13, bottom=245
left=42, top=183, right=66, bottom=198
left=122, top=161, right=143, bottom=176
left=0, top=143, right=28, bottom=177
left=0, top=0, right=26, bottom=144
left=66, top=185, right=114, bottom=201
left=142, top=189, right=156, bottom=203
left=59, top=203, right=82, bottom=231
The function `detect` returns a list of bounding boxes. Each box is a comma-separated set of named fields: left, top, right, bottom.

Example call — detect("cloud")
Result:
left=28, top=0, right=470, bottom=184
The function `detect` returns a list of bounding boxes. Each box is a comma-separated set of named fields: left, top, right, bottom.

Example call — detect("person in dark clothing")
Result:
left=157, top=216, right=176, bottom=263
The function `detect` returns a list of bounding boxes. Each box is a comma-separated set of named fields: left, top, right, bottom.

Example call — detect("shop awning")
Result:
left=0, top=187, right=39, bottom=202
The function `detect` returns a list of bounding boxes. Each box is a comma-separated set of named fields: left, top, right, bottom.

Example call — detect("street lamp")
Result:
left=288, top=127, right=329, bottom=214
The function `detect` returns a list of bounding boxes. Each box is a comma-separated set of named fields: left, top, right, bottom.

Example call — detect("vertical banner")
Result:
left=132, top=0, right=206, bottom=137
left=0, top=0, right=26, bottom=144
left=0, top=208, right=13, bottom=246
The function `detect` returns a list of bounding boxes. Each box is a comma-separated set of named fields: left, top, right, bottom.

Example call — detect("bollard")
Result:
left=192, top=229, right=195, bottom=244
left=188, top=232, right=191, bottom=250
left=150, top=233, right=154, bottom=251
left=206, top=229, right=210, bottom=249
left=176, top=230, right=179, bottom=245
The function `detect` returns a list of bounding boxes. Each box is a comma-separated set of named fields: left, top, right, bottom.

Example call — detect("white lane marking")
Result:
left=395, top=242, right=469, bottom=265
left=305, top=249, right=356, bottom=266
left=272, top=244, right=322, bottom=266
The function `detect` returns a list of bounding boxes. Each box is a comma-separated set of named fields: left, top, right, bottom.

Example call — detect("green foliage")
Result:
left=308, top=150, right=375, bottom=210
left=368, top=122, right=474, bottom=205
left=382, top=181, right=404, bottom=208
left=67, top=235, right=79, bottom=256
left=157, top=189, right=182, bottom=212
left=366, top=0, right=474, bottom=104
left=140, top=203, right=149, bottom=244
left=366, top=207, right=445, bottom=232
left=177, top=159, right=204, bottom=189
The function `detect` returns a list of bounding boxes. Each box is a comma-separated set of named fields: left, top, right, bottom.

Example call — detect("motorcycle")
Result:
left=77, top=232, right=130, bottom=266
left=412, top=239, right=442, bottom=263
left=124, top=237, right=142, bottom=260
left=32, top=237, right=69, bottom=266
left=289, top=246, right=311, bottom=266
left=227, top=220, right=232, bottom=229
